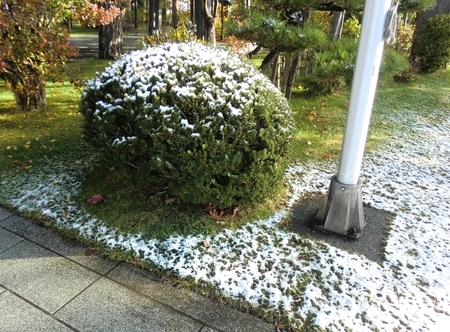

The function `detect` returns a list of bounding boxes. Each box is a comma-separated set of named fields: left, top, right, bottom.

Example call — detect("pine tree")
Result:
left=226, top=0, right=363, bottom=99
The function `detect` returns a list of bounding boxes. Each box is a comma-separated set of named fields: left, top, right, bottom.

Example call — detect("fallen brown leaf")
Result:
left=87, top=193, right=104, bottom=205
left=165, top=198, right=176, bottom=205
left=205, top=204, right=242, bottom=221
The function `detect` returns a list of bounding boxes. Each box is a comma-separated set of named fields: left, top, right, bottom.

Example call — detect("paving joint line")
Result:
left=52, top=274, right=103, bottom=316
left=0, top=286, right=80, bottom=331
left=101, top=272, right=228, bottom=332
left=1, top=222, right=119, bottom=277
left=0, top=229, right=25, bottom=254
left=1, top=213, right=229, bottom=332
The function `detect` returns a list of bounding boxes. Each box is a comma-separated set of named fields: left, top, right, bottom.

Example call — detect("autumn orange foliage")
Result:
left=0, top=0, right=122, bottom=111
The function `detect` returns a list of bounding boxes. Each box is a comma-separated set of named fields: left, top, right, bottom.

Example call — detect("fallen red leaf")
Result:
left=204, top=204, right=242, bottom=221
left=87, top=193, right=104, bottom=205
left=204, top=204, right=215, bottom=213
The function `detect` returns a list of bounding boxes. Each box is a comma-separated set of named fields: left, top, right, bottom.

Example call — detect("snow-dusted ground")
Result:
left=1, top=105, right=449, bottom=331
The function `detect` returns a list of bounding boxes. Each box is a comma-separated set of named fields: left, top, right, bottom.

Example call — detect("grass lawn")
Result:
left=0, top=59, right=110, bottom=171
left=1, top=50, right=449, bottom=330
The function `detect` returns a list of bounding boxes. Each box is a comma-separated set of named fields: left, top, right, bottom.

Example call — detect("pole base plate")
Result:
left=314, top=176, right=365, bottom=240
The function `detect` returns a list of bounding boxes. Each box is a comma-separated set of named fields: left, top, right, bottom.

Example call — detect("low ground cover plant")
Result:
left=79, top=42, right=294, bottom=210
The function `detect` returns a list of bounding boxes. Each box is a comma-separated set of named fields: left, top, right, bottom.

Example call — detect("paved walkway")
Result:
left=0, top=208, right=273, bottom=332
left=69, top=29, right=254, bottom=59
left=69, top=33, right=146, bottom=59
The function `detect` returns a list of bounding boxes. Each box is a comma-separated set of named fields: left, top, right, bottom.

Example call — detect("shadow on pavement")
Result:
left=290, top=193, right=394, bottom=264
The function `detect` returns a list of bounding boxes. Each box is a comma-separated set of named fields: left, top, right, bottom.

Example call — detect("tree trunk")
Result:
left=172, top=0, right=179, bottom=28
left=281, top=52, right=301, bottom=100
left=148, top=0, right=161, bottom=35
left=64, top=18, right=72, bottom=33
left=0, top=61, right=47, bottom=111
left=202, top=0, right=218, bottom=43
left=247, top=45, right=263, bottom=58
left=259, top=48, right=279, bottom=72
left=411, top=0, right=450, bottom=60
left=281, top=53, right=292, bottom=94
left=330, top=10, right=345, bottom=40
left=284, top=52, right=301, bottom=100
left=134, top=0, right=138, bottom=28
left=9, top=79, right=47, bottom=111
left=99, top=9, right=125, bottom=59
left=270, top=54, right=280, bottom=88
left=14, top=80, right=47, bottom=112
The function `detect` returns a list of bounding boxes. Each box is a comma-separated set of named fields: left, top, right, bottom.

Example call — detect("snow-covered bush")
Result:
left=79, top=42, right=293, bottom=208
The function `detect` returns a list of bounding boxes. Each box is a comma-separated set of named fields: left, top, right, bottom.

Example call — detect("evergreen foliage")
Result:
left=226, top=8, right=327, bottom=52
left=342, top=16, right=361, bottom=40
left=412, top=14, right=450, bottom=73
left=301, top=39, right=408, bottom=95
left=301, top=38, right=357, bottom=95
left=79, top=42, right=294, bottom=209
left=394, top=23, right=415, bottom=55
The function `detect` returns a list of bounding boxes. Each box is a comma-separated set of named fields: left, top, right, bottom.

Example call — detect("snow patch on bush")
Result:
left=79, top=42, right=293, bottom=208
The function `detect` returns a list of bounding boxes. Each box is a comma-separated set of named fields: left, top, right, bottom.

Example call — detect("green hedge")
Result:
left=80, top=42, right=294, bottom=208
left=413, top=14, right=450, bottom=73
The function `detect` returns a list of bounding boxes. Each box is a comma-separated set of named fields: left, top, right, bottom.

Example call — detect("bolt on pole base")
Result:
left=313, top=176, right=365, bottom=240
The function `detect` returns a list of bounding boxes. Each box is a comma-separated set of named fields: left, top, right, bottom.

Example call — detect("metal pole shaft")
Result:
left=337, top=0, right=392, bottom=185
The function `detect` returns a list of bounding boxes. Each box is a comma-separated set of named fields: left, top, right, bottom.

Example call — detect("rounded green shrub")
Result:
left=412, top=14, right=450, bottom=73
left=79, top=42, right=293, bottom=209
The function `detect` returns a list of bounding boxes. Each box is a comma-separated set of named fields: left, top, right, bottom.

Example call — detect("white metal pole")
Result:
left=337, top=0, right=392, bottom=185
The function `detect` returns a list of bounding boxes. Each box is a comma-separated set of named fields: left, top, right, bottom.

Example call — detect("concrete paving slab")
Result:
left=108, top=263, right=274, bottom=332
left=0, top=291, right=72, bottom=332
left=0, top=239, right=99, bottom=314
left=55, top=277, right=202, bottom=332
left=0, top=285, right=5, bottom=294
left=0, top=228, right=22, bottom=252
left=0, top=207, right=13, bottom=223
left=70, top=34, right=145, bottom=59
left=1, top=215, right=117, bottom=274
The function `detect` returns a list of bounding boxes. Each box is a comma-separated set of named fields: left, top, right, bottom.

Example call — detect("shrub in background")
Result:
left=139, top=21, right=197, bottom=47
left=379, top=47, right=409, bottom=81
left=342, top=16, right=361, bottom=40
left=394, top=23, right=415, bottom=55
left=301, top=38, right=358, bottom=96
left=411, top=14, right=450, bottom=73
left=80, top=42, right=293, bottom=209
left=301, top=39, right=408, bottom=96
left=393, top=64, right=418, bottom=83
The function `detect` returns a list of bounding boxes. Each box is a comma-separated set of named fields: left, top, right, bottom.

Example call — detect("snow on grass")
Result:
left=1, top=106, right=449, bottom=331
